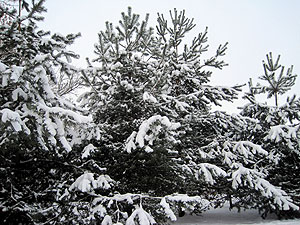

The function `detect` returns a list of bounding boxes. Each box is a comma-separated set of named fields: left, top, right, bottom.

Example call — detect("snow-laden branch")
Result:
left=231, top=163, right=299, bottom=211
left=73, top=191, right=209, bottom=224
left=197, top=163, right=227, bottom=185
left=126, top=205, right=156, bottom=225
left=160, top=197, right=177, bottom=221
left=266, top=124, right=300, bottom=142
left=69, top=173, right=114, bottom=193
left=82, top=144, right=97, bottom=159
left=232, top=141, right=268, bottom=159
left=1, top=108, right=30, bottom=134
left=125, top=115, right=180, bottom=153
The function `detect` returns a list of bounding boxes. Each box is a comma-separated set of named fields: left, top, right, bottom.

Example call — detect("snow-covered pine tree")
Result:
left=72, top=8, right=299, bottom=224
left=0, top=0, right=92, bottom=223
left=241, top=52, right=300, bottom=218
left=80, top=7, right=243, bottom=197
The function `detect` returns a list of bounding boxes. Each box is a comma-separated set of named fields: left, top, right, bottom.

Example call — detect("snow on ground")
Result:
left=173, top=205, right=300, bottom=225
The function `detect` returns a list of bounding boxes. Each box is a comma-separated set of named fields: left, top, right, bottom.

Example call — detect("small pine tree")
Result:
left=241, top=53, right=300, bottom=218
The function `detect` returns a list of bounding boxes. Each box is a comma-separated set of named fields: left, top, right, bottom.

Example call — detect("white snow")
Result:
left=145, top=146, right=154, bottom=153
left=94, top=175, right=114, bottom=190
left=0, top=61, right=8, bottom=86
left=82, top=143, right=97, bottom=159
left=101, top=215, right=112, bottom=225
left=198, top=163, right=227, bottom=185
left=37, top=102, right=92, bottom=124
left=33, top=54, right=49, bottom=62
left=0, top=61, right=7, bottom=72
left=135, top=115, right=180, bottom=148
left=69, top=172, right=95, bottom=193
left=143, top=91, right=158, bottom=103
left=174, top=204, right=300, bottom=225
left=121, top=80, right=134, bottom=91
left=267, top=124, right=300, bottom=142
left=12, top=87, right=28, bottom=101
left=160, top=197, right=177, bottom=221
left=126, top=206, right=156, bottom=225
left=2, top=74, right=8, bottom=87
left=69, top=173, right=113, bottom=193
left=232, top=141, right=268, bottom=158
left=166, top=194, right=209, bottom=206
left=110, top=62, right=123, bottom=70
left=125, top=131, right=137, bottom=153
left=10, top=65, right=24, bottom=82
left=1, top=108, right=29, bottom=133
left=230, top=164, right=298, bottom=211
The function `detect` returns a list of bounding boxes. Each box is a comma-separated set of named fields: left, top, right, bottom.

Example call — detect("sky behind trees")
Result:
left=40, top=0, right=300, bottom=112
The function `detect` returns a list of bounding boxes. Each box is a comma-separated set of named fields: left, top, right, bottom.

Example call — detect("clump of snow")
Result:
left=12, top=87, right=28, bottom=101
left=1, top=73, right=9, bottom=87
left=120, top=80, right=134, bottom=91
left=0, top=61, right=7, bottom=72
left=166, top=194, right=209, bottom=205
left=1, top=108, right=30, bottom=133
left=10, top=65, right=24, bottom=82
left=126, top=205, right=156, bottom=225
left=136, top=115, right=180, bottom=148
left=37, top=102, right=92, bottom=124
left=69, top=173, right=114, bottom=193
left=160, top=197, right=177, bottom=221
left=100, top=215, right=112, bottom=225
left=198, top=163, right=227, bottom=185
left=143, top=92, right=157, bottom=103
left=125, top=115, right=180, bottom=153
left=232, top=141, right=268, bottom=159
left=94, top=175, right=114, bottom=190
left=144, top=146, right=154, bottom=153
left=33, top=54, right=49, bottom=63
left=125, top=131, right=137, bottom=153
left=110, top=62, right=123, bottom=70
left=82, top=144, right=97, bottom=159
left=69, top=173, right=95, bottom=193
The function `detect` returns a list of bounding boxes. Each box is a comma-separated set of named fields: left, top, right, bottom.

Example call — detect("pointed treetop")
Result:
left=245, top=52, right=297, bottom=106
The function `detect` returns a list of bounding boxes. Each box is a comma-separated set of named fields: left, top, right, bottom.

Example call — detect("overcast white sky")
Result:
left=40, top=0, right=300, bottom=112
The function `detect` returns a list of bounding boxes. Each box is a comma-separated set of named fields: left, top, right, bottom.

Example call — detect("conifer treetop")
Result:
left=245, top=52, right=297, bottom=106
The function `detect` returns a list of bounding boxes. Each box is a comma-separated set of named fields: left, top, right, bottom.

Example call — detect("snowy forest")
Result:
left=0, top=0, right=300, bottom=224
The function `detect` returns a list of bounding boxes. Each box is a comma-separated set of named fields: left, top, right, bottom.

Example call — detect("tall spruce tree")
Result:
left=72, top=8, right=299, bottom=224
left=241, top=52, right=300, bottom=218
left=0, top=0, right=92, bottom=223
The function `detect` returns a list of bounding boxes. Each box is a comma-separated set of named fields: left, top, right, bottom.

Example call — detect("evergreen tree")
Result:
left=0, top=0, right=91, bottom=223
left=73, top=8, right=298, bottom=224
left=241, top=52, right=300, bottom=218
